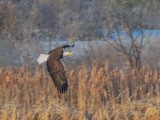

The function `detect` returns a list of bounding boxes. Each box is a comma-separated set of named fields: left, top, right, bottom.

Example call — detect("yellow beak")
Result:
left=68, top=52, right=73, bottom=56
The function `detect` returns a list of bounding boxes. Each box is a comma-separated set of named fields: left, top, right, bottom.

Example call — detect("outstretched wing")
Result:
left=47, top=60, right=68, bottom=93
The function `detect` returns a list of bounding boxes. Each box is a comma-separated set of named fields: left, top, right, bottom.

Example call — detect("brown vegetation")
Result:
left=0, top=1, right=160, bottom=119
left=0, top=64, right=160, bottom=120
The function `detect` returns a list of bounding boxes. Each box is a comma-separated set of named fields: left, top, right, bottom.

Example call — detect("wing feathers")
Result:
left=47, top=61, right=68, bottom=93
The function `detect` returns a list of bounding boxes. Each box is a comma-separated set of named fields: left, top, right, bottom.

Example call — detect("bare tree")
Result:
left=104, top=0, right=160, bottom=69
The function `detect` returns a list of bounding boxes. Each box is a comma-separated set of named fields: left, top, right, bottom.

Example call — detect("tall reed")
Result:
left=0, top=64, right=160, bottom=120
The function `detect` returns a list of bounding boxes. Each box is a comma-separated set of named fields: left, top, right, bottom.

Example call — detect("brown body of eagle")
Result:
left=46, top=44, right=74, bottom=93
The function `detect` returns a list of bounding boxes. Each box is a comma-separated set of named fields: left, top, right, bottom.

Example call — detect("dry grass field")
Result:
left=0, top=64, right=160, bottom=120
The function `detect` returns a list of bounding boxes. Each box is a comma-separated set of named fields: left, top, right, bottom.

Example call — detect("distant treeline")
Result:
left=0, top=0, right=160, bottom=68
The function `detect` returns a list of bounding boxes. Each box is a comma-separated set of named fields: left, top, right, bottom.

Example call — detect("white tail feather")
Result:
left=37, top=54, right=49, bottom=64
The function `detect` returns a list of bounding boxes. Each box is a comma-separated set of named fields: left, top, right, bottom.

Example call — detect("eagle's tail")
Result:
left=37, top=54, right=49, bottom=64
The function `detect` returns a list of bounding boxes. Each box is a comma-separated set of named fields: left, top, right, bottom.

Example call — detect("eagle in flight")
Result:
left=37, top=44, right=74, bottom=93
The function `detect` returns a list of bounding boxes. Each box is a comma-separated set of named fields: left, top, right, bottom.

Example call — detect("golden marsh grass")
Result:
left=0, top=64, right=160, bottom=120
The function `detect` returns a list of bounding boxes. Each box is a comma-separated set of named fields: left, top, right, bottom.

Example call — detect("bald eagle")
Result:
left=37, top=44, right=74, bottom=93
